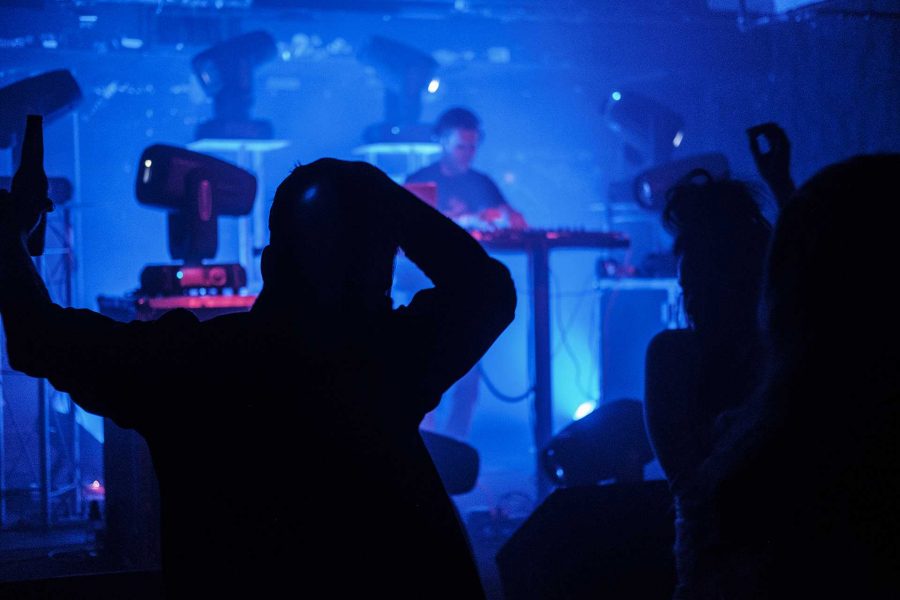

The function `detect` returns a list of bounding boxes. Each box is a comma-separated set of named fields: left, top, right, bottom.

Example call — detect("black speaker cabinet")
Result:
left=598, top=280, right=681, bottom=402
left=497, top=481, right=676, bottom=599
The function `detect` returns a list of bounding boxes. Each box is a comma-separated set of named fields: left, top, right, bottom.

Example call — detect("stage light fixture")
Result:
left=0, top=70, right=81, bottom=209
left=630, top=152, right=731, bottom=210
left=0, top=69, right=82, bottom=157
left=541, top=399, right=654, bottom=486
left=357, top=36, right=439, bottom=143
left=136, top=144, right=256, bottom=264
left=602, top=90, right=685, bottom=166
left=191, top=30, right=277, bottom=140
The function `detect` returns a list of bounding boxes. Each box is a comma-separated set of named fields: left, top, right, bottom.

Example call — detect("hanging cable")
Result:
left=477, top=363, right=534, bottom=403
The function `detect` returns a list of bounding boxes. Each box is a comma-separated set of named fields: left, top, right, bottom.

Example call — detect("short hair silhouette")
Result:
left=434, top=107, right=481, bottom=137
left=764, top=153, right=900, bottom=367
left=262, top=160, right=400, bottom=311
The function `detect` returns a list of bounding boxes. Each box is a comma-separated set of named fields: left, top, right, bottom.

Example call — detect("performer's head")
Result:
left=435, top=107, right=482, bottom=175
left=259, top=159, right=399, bottom=315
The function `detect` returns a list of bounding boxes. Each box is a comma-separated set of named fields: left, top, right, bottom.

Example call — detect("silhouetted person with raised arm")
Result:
left=643, top=173, right=772, bottom=599
left=1, top=157, right=516, bottom=598
left=702, top=154, right=900, bottom=599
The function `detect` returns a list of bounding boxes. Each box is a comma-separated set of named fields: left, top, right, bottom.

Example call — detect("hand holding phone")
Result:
left=747, top=122, right=794, bottom=207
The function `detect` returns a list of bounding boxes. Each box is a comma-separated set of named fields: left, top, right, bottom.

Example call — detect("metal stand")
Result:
left=528, top=243, right=554, bottom=500
left=37, top=327, right=50, bottom=527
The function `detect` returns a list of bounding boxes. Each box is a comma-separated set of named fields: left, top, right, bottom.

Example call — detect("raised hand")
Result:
left=477, top=207, right=504, bottom=230
left=0, top=183, right=52, bottom=247
left=747, top=122, right=795, bottom=208
left=474, top=206, right=528, bottom=231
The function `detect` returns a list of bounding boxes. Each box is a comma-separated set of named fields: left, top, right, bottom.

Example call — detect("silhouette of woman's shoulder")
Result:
left=645, top=329, right=704, bottom=484
left=646, top=329, right=700, bottom=373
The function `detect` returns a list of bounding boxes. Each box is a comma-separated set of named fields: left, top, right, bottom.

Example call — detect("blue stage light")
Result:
left=574, top=401, right=597, bottom=420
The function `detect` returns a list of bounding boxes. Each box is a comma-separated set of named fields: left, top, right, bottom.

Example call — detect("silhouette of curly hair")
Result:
left=662, top=174, right=771, bottom=334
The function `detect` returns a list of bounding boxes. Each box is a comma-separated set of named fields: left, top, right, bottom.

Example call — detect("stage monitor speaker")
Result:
left=497, top=481, right=675, bottom=600
left=599, top=282, right=680, bottom=402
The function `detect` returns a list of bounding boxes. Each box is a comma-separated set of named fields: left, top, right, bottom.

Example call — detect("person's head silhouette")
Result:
left=764, top=154, right=900, bottom=385
left=663, top=172, right=770, bottom=337
left=258, top=159, right=400, bottom=315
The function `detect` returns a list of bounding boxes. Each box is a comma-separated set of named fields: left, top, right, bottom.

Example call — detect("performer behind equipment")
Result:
left=406, top=107, right=525, bottom=440
left=407, top=107, right=527, bottom=232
